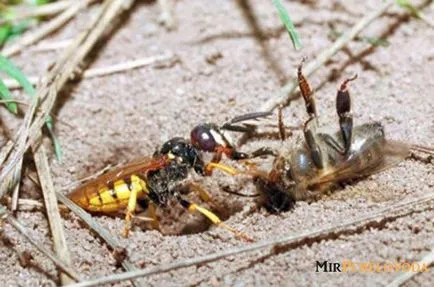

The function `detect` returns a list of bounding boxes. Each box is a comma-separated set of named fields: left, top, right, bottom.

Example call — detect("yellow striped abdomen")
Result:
left=69, top=175, right=148, bottom=213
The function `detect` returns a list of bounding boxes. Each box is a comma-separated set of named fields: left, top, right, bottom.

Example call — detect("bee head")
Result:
left=254, top=176, right=295, bottom=213
left=158, top=137, right=205, bottom=175
left=190, top=123, right=229, bottom=153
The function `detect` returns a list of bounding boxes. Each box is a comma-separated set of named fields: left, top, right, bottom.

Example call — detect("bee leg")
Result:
left=336, top=74, right=357, bottom=154
left=323, top=135, right=345, bottom=155
left=304, top=117, right=324, bottom=169
left=175, top=193, right=253, bottom=242
left=278, top=104, right=288, bottom=140
left=298, top=57, right=317, bottom=118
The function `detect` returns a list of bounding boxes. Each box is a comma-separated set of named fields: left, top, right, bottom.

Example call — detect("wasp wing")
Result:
left=311, top=140, right=410, bottom=186
left=67, top=156, right=168, bottom=203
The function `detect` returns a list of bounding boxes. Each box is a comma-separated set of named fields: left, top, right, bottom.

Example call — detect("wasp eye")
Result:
left=190, top=124, right=217, bottom=152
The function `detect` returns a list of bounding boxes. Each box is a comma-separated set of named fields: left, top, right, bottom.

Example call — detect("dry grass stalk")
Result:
left=2, top=0, right=94, bottom=57
left=0, top=0, right=75, bottom=26
left=3, top=52, right=177, bottom=90
left=261, top=0, right=395, bottom=112
left=386, top=249, right=434, bottom=287
left=56, top=192, right=144, bottom=287
left=67, top=193, right=434, bottom=287
left=33, top=144, right=73, bottom=285
left=1, top=0, right=141, bottom=285
left=0, top=205, right=81, bottom=282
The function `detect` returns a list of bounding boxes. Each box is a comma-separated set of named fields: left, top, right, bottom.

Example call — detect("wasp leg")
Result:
left=203, top=149, right=224, bottom=176
left=187, top=182, right=213, bottom=203
left=123, top=176, right=146, bottom=237
left=205, top=162, right=241, bottom=176
left=336, top=74, right=357, bottom=154
left=175, top=193, right=253, bottom=242
left=298, top=57, right=317, bottom=118
left=230, top=146, right=276, bottom=160
left=249, top=147, right=276, bottom=158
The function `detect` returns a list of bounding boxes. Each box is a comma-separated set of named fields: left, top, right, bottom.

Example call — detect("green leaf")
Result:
left=272, top=0, right=302, bottom=50
left=0, top=78, right=17, bottom=113
left=0, top=54, right=36, bottom=96
left=395, top=0, right=422, bottom=18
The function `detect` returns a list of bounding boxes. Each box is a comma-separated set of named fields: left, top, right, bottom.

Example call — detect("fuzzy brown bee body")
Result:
left=253, top=59, right=410, bottom=212
left=275, top=123, right=408, bottom=202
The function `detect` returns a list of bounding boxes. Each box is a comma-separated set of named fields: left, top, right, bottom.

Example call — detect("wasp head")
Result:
left=190, top=123, right=231, bottom=153
left=158, top=137, right=205, bottom=175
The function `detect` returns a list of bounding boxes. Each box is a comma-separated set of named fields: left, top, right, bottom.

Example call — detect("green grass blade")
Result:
left=0, top=78, right=17, bottom=113
left=272, top=0, right=302, bottom=50
left=395, top=0, right=422, bottom=18
left=0, top=54, right=36, bottom=96
left=0, top=24, right=12, bottom=47
left=0, top=55, right=63, bottom=162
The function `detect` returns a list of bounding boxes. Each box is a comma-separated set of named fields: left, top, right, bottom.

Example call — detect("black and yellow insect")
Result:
left=68, top=112, right=273, bottom=240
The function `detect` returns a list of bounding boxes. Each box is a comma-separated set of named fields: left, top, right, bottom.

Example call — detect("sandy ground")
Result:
left=0, top=0, right=433, bottom=286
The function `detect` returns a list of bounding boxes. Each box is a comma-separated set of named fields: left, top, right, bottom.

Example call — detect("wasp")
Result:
left=68, top=112, right=272, bottom=239
left=251, top=58, right=416, bottom=212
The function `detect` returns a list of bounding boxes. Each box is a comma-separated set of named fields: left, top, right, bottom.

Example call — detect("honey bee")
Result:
left=68, top=112, right=271, bottom=240
left=251, top=59, right=415, bottom=212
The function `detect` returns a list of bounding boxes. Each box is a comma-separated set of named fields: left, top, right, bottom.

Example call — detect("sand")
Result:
left=0, top=0, right=433, bottom=286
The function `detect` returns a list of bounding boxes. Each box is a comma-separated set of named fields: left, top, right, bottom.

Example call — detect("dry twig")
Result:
left=1, top=1, right=141, bottom=285
left=68, top=192, right=434, bottom=287
left=386, top=249, right=434, bottom=287
left=33, top=144, right=73, bottom=285
left=1, top=96, right=39, bottom=207
left=3, top=52, right=177, bottom=89
left=30, top=38, right=73, bottom=52
left=56, top=192, right=144, bottom=287
left=0, top=0, right=124, bottom=187
left=0, top=205, right=81, bottom=282
left=261, top=0, right=395, bottom=112
left=0, top=0, right=75, bottom=26
left=4, top=197, right=69, bottom=212
left=1, top=0, right=93, bottom=57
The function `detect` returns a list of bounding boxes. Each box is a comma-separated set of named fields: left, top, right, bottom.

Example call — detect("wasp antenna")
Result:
left=229, top=111, right=273, bottom=124
left=221, top=123, right=258, bottom=133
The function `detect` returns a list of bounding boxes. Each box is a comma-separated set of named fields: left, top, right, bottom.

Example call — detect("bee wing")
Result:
left=67, top=156, right=168, bottom=201
left=312, top=140, right=410, bottom=185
